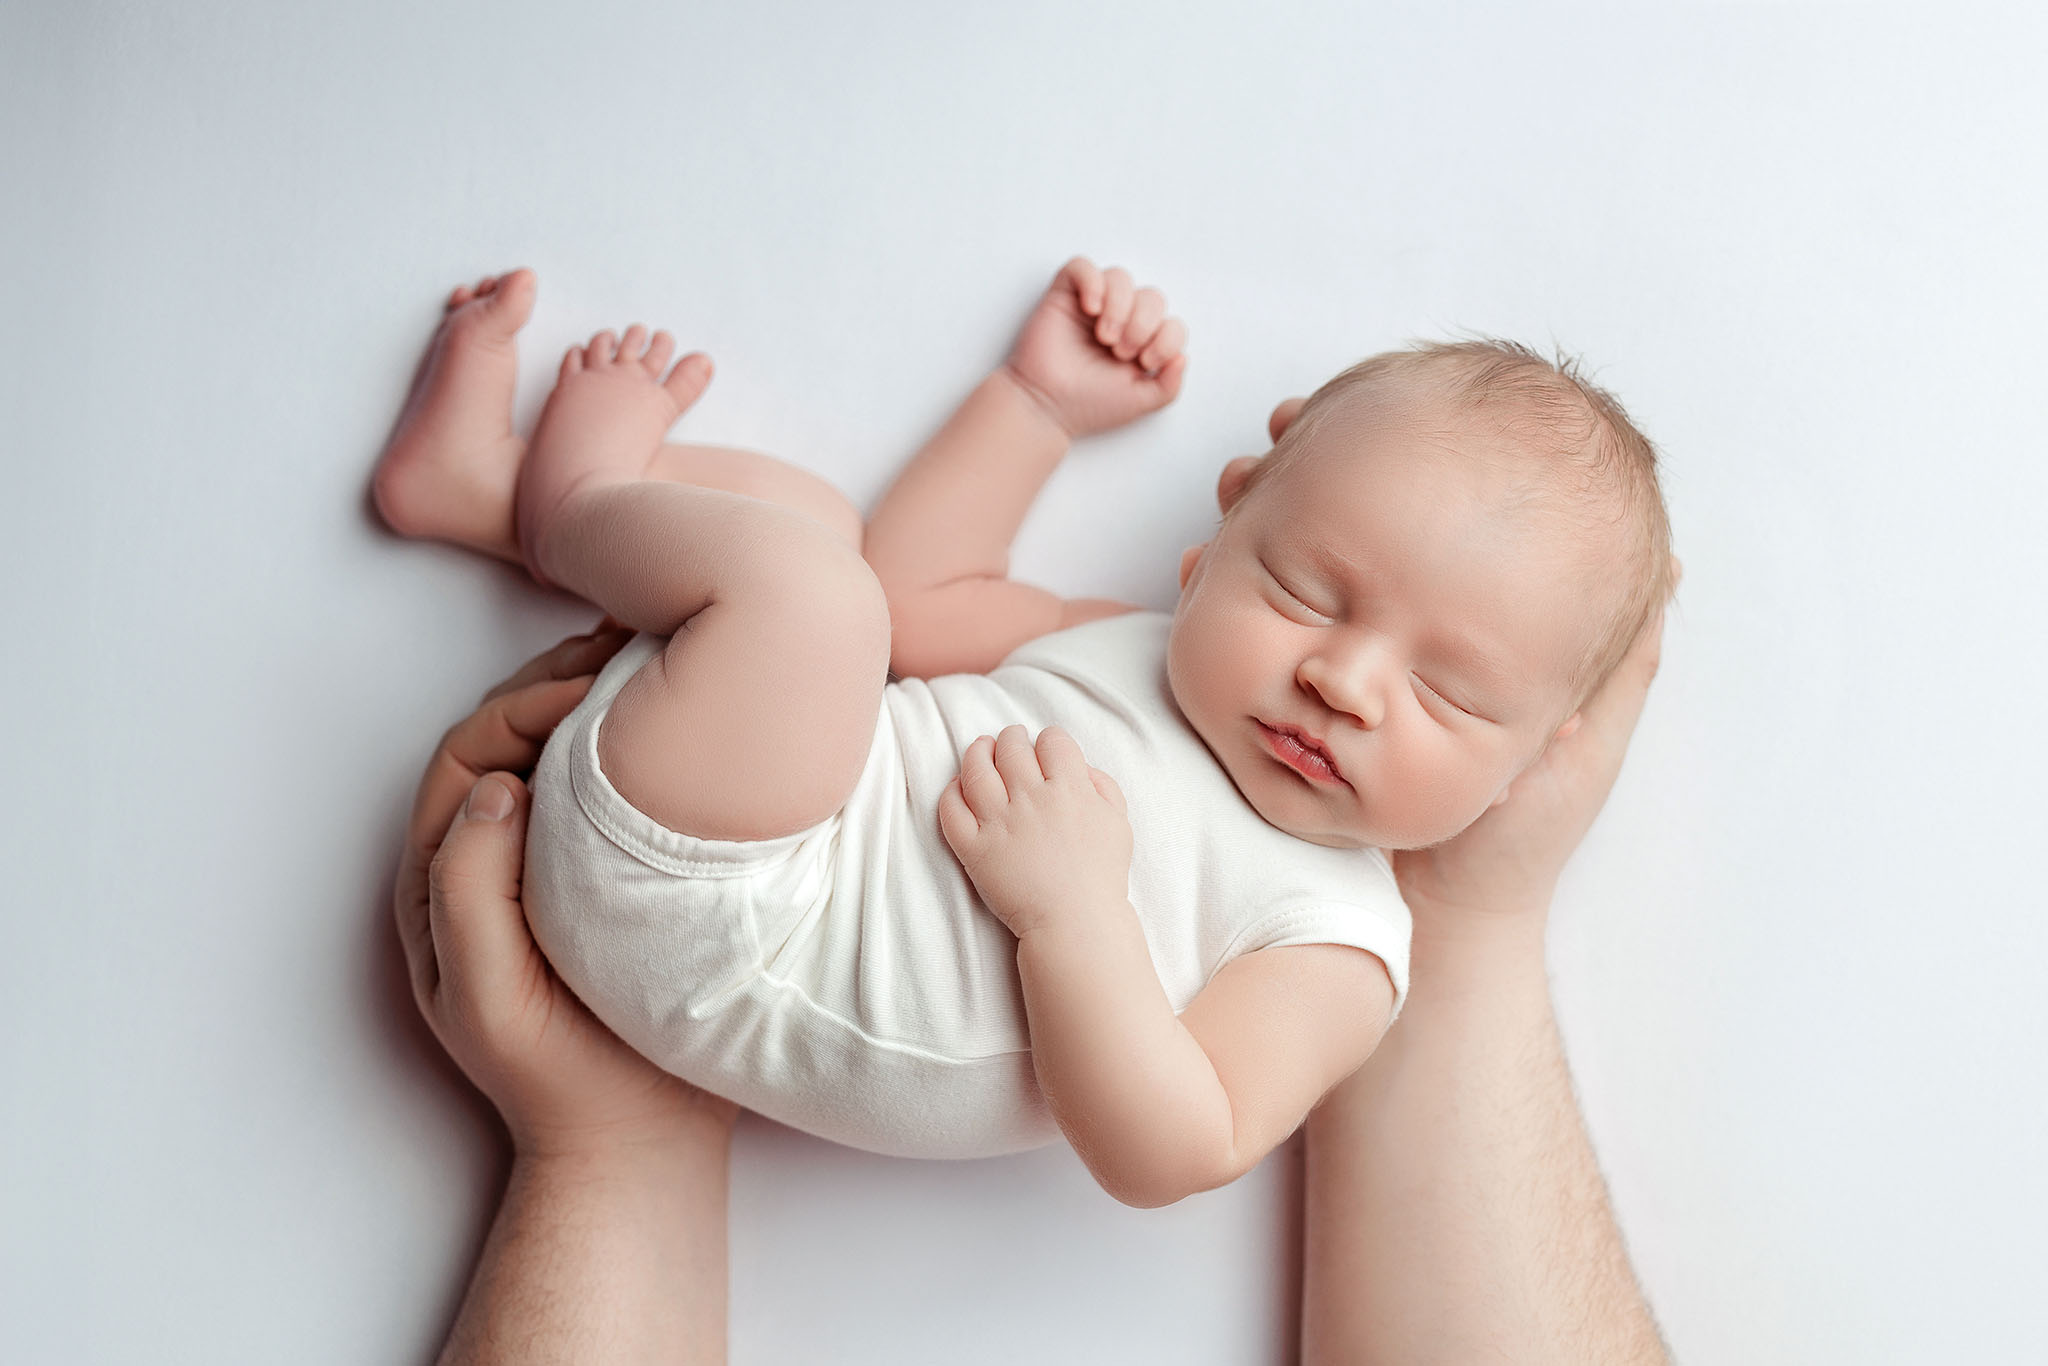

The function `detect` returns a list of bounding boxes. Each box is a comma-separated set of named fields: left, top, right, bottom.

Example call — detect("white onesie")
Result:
left=524, top=611, right=1411, bottom=1159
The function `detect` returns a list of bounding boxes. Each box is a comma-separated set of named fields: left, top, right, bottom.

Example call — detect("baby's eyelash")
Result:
left=1414, top=674, right=1474, bottom=717
left=1262, top=561, right=1329, bottom=617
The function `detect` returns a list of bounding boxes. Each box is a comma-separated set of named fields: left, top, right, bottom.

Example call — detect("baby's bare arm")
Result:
left=938, top=725, right=1391, bottom=1206
left=864, top=371, right=1136, bottom=677
left=865, top=259, right=1186, bottom=678
left=1020, top=926, right=1392, bottom=1208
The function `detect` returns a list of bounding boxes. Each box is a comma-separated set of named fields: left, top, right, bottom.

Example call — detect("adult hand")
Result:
left=395, top=624, right=739, bottom=1156
left=1393, top=583, right=1675, bottom=922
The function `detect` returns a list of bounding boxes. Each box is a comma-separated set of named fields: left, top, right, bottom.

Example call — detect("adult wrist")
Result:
left=510, top=1104, right=737, bottom=1168
left=1403, top=891, right=1552, bottom=961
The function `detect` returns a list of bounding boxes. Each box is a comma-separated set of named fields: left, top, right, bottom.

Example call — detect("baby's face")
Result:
left=1166, top=399, right=1609, bottom=850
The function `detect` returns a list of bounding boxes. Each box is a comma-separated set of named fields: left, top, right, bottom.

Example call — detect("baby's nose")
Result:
left=1297, top=645, right=1388, bottom=729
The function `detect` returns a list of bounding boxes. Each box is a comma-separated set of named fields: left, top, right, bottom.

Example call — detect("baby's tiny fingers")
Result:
left=992, top=724, right=1044, bottom=792
left=1096, top=267, right=1135, bottom=347
left=937, top=778, right=979, bottom=852
left=1137, top=317, right=1188, bottom=375
left=1118, top=288, right=1166, bottom=361
left=1145, top=353, right=1189, bottom=405
left=1034, top=725, right=1090, bottom=783
left=1088, top=766, right=1128, bottom=815
left=1059, top=257, right=1105, bottom=315
left=958, top=735, right=1008, bottom=820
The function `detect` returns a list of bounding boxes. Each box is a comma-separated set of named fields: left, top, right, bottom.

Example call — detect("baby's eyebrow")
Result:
left=1435, top=636, right=1517, bottom=700
left=1289, top=536, right=1520, bottom=702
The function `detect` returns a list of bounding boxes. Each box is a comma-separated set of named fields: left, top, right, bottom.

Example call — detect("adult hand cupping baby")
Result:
left=395, top=624, right=739, bottom=1155
left=1391, top=582, right=1676, bottom=924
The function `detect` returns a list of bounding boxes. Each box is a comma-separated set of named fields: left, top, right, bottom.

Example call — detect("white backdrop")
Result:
left=5, top=3, right=2044, bottom=1362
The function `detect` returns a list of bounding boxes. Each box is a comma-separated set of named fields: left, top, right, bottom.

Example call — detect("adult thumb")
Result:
left=426, top=773, right=536, bottom=1017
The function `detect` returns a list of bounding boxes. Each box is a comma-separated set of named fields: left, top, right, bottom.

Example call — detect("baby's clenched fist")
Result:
left=1003, top=257, right=1189, bottom=440
left=938, top=724, right=1134, bottom=940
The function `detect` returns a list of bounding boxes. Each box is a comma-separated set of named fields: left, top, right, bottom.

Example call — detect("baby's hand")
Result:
left=1004, top=257, right=1189, bottom=439
left=938, top=724, right=1133, bottom=940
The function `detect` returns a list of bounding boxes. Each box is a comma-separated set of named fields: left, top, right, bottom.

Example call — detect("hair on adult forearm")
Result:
left=1299, top=925, right=1668, bottom=1365
left=439, top=1138, right=730, bottom=1366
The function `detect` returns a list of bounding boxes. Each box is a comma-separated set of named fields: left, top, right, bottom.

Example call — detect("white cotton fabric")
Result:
left=524, top=612, right=1411, bottom=1159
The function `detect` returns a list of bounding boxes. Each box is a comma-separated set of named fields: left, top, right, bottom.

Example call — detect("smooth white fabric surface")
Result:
left=526, top=613, right=1409, bottom=1159
left=7, top=4, right=2046, bottom=1363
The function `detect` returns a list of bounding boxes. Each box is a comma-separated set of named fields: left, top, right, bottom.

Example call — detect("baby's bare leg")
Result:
left=646, top=442, right=861, bottom=551
left=520, top=330, right=890, bottom=842
left=373, top=270, right=536, bottom=559
left=374, top=277, right=860, bottom=560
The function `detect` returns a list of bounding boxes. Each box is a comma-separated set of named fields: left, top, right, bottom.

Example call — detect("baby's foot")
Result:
left=514, top=327, right=713, bottom=576
left=372, top=269, right=536, bottom=561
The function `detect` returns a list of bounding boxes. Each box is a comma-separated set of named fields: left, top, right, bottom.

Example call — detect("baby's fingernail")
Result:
left=466, top=776, right=514, bottom=822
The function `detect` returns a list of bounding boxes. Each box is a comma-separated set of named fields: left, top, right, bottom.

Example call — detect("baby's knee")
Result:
left=751, top=522, right=892, bottom=668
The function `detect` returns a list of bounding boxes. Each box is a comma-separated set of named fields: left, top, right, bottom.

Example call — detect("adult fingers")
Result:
left=1536, top=601, right=1671, bottom=832
left=483, top=626, right=634, bottom=703
left=426, top=774, right=538, bottom=1030
left=1577, top=601, right=1668, bottom=753
left=405, top=675, right=594, bottom=875
left=1267, top=396, right=1307, bottom=445
left=395, top=850, right=439, bottom=1016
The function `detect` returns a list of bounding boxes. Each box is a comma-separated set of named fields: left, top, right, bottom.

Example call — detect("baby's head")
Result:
left=1166, top=339, right=1674, bottom=851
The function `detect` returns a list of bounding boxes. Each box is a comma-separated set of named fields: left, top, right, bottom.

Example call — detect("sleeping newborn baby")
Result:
left=373, top=258, right=1673, bottom=1206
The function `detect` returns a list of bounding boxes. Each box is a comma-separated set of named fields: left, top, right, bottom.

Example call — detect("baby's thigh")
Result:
left=600, top=531, right=892, bottom=843
left=647, top=442, right=862, bottom=551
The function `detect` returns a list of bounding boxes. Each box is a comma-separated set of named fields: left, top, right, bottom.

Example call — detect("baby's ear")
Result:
left=1267, top=396, right=1307, bottom=444
left=1217, top=455, right=1262, bottom=514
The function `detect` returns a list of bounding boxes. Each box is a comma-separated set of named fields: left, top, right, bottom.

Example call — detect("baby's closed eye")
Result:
left=1413, top=674, right=1489, bottom=723
left=1260, top=558, right=1334, bottom=622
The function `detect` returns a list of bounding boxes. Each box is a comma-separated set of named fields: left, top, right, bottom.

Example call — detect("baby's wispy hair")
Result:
left=1246, top=337, right=1676, bottom=702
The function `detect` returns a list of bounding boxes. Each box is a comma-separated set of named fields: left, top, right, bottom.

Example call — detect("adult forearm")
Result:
left=440, top=1128, right=731, bottom=1366
left=1300, top=915, right=1666, bottom=1365
left=1016, top=909, right=1233, bottom=1207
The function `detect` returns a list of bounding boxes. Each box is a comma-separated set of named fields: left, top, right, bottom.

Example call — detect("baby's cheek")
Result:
left=1391, top=737, right=1492, bottom=847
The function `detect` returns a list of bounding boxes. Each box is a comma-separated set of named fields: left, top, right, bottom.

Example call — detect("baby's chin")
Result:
left=1243, top=770, right=1484, bottom=853
left=1224, top=760, right=1389, bottom=851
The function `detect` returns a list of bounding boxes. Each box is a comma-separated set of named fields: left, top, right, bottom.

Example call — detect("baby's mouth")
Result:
left=1257, top=720, right=1346, bottom=786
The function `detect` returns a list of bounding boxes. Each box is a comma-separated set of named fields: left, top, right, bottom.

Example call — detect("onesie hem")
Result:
left=568, top=695, right=830, bottom=879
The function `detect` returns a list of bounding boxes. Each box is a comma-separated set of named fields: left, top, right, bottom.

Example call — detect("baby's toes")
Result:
left=659, top=351, right=714, bottom=411
left=559, top=343, right=584, bottom=379
left=642, top=331, right=676, bottom=376
left=586, top=329, right=618, bottom=367
left=617, top=324, right=649, bottom=365
left=473, top=269, right=535, bottom=334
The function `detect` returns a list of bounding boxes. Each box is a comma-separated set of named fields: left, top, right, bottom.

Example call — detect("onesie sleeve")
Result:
left=1219, top=878, right=1413, bottom=1019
